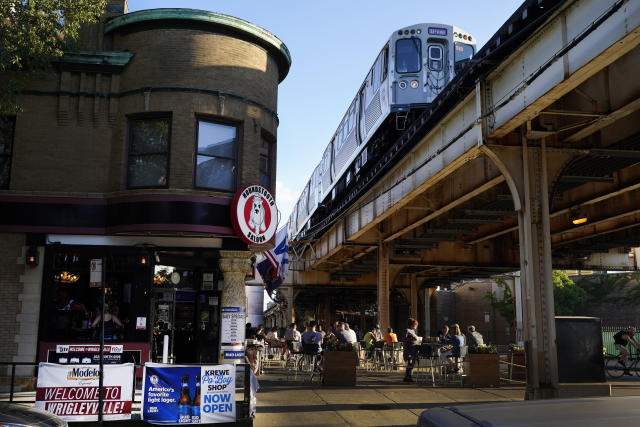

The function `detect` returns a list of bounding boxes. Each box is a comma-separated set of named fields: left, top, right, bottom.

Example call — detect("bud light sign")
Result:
left=142, top=363, right=235, bottom=424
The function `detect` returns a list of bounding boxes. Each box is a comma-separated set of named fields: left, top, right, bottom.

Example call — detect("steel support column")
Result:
left=377, top=240, right=391, bottom=333
left=518, top=137, right=559, bottom=399
left=410, top=274, right=418, bottom=320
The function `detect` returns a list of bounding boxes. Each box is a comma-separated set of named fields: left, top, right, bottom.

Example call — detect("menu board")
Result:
left=220, top=307, right=244, bottom=360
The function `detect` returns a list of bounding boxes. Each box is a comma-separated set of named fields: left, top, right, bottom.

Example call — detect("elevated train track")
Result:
left=283, top=0, right=640, bottom=399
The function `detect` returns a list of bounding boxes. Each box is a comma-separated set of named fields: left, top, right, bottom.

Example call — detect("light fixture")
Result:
left=140, top=255, right=148, bottom=265
left=55, top=271, right=80, bottom=283
left=26, top=247, right=39, bottom=266
left=570, top=207, right=588, bottom=225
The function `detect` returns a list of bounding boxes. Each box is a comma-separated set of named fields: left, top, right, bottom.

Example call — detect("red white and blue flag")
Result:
left=256, top=227, right=289, bottom=295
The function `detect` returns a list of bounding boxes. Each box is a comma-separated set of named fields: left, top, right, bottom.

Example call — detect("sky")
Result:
left=130, top=0, right=524, bottom=224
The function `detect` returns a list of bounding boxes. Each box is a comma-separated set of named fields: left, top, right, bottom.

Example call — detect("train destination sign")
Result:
left=231, top=184, right=278, bottom=245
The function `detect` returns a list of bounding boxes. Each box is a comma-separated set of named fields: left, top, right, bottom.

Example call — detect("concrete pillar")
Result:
left=377, top=240, right=391, bottom=333
left=218, top=250, right=252, bottom=364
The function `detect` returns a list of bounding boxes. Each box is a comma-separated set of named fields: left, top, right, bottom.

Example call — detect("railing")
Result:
left=0, top=362, right=253, bottom=422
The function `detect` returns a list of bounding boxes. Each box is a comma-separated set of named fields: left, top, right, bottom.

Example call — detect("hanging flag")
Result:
left=256, top=228, right=288, bottom=295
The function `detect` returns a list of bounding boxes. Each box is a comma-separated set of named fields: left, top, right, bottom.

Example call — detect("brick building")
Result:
left=0, top=0, right=290, bottom=380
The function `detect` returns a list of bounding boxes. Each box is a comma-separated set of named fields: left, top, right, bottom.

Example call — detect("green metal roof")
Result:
left=104, top=8, right=291, bottom=82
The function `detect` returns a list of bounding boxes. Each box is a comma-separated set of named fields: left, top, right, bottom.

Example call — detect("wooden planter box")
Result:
left=467, top=353, right=500, bottom=387
left=507, top=350, right=526, bottom=382
left=323, top=351, right=358, bottom=386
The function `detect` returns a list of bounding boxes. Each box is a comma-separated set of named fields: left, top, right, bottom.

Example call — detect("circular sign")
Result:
left=231, top=184, right=278, bottom=245
left=170, top=272, right=181, bottom=285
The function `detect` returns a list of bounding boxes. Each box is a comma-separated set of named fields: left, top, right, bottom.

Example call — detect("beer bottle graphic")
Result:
left=191, top=374, right=201, bottom=423
left=178, top=374, right=191, bottom=423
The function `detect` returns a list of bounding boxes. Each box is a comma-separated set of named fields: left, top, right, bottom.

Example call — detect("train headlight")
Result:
left=410, top=80, right=419, bottom=88
left=399, top=81, right=407, bottom=89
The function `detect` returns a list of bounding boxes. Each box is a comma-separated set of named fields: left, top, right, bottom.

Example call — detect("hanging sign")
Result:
left=90, top=259, right=102, bottom=288
left=230, top=185, right=278, bottom=245
left=35, top=362, right=134, bottom=422
left=142, top=363, right=236, bottom=424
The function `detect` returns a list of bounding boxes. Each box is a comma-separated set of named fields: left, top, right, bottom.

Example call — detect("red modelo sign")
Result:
left=230, top=185, right=278, bottom=245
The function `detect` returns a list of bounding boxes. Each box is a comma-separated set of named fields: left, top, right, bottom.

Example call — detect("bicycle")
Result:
left=604, top=353, right=639, bottom=378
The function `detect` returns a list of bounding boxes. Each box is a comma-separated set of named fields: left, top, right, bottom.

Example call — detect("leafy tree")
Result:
left=552, top=270, right=587, bottom=315
left=484, top=279, right=515, bottom=326
left=1, top=0, right=107, bottom=113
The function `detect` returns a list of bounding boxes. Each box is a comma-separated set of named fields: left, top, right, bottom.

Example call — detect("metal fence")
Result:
left=0, top=362, right=253, bottom=423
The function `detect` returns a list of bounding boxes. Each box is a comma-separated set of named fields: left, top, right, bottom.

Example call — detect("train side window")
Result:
left=396, top=38, right=421, bottom=73
left=373, top=55, right=381, bottom=93
left=428, top=45, right=443, bottom=71
left=381, top=46, right=389, bottom=82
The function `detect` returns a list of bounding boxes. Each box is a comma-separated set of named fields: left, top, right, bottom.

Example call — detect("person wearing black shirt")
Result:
left=436, top=325, right=450, bottom=342
left=614, top=328, right=638, bottom=372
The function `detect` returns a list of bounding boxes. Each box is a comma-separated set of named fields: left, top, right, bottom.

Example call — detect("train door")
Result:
left=425, top=39, right=449, bottom=103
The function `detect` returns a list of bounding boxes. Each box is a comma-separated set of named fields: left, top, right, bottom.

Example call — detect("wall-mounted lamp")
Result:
left=140, top=255, right=148, bottom=265
left=26, top=247, right=39, bottom=266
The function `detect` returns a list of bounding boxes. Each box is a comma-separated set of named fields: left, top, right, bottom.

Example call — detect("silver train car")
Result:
left=288, top=23, right=476, bottom=240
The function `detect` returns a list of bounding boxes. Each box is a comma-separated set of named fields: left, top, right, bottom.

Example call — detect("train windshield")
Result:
left=454, top=42, right=475, bottom=73
left=396, top=38, right=421, bottom=73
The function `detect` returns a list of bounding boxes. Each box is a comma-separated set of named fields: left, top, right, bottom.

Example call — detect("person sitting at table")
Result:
left=403, top=317, right=421, bottom=382
left=383, top=327, right=398, bottom=346
left=374, top=324, right=383, bottom=341
left=301, top=321, right=323, bottom=354
left=440, top=323, right=465, bottom=372
left=466, top=325, right=484, bottom=348
left=266, top=327, right=286, bottom=359
left=362, top=326, right=378, bottom=358
left=436, top=325, right=450, bottom=342
left=91, top=304, right=124, bottom=340
left=254, top=324, right=265, bottom=342
left=284, top=322, right=302, bottom=355
left=343, top=323, right=358, bottom=344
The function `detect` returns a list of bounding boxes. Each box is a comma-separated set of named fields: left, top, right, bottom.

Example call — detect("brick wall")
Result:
left=11, top=16, right=282, bottom=196
left=453, top=281, right=515, bottom=345
left=0, top=234, right=25, bottom=363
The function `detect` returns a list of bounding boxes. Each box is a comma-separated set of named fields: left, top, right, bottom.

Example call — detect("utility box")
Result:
left=555, top=316, right=605, bottom=382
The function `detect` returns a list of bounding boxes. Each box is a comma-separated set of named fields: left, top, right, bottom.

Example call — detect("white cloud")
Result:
left=275, top=180, right=300, bottom=226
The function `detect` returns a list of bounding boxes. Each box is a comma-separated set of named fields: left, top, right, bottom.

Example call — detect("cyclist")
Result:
left=614, top=327, right=639, bottom=373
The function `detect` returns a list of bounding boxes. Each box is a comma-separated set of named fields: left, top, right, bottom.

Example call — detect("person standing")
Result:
left=403, top=318, right=421, bottom=382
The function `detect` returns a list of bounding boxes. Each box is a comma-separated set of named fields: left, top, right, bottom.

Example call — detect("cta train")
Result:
left=288, top=23, right=476, bottom=241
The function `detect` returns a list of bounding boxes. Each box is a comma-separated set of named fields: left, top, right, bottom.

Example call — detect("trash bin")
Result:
left=555, top=316, right=605, bottom=382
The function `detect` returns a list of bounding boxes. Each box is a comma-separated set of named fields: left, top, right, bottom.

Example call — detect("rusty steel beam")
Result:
left=382, top=176, right=505, bottom=243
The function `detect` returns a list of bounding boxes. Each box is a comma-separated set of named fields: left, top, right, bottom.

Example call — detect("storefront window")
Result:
left=40, top=247, right=222, bottom=365
left=41, top=250, right=150, bottom=344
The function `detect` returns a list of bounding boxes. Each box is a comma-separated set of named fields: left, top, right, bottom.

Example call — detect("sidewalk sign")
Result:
left=35, top=362, right=134, bottom=422
left=142, top=363, right=236, bottom=424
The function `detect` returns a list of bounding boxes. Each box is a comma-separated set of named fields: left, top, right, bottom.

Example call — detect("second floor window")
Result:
left=196, top=120, right=237, bottom=191
left=127, top=116, right=170, bottom=188
left=0, top=116, right=15, bottom=189
left=260, top=136, right=272, bottom=190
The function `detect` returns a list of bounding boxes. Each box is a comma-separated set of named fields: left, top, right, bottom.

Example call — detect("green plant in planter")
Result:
left=324, top=340, right=356, bottom=352
left=469, top=344, right=498, bottom=354
left=508, top=343, right=524, bottom=352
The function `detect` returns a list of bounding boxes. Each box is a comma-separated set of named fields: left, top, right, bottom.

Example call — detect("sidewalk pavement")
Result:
left=254, top=367, right=525, bottom=427
left=253, top=366, right=640, bottom=427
